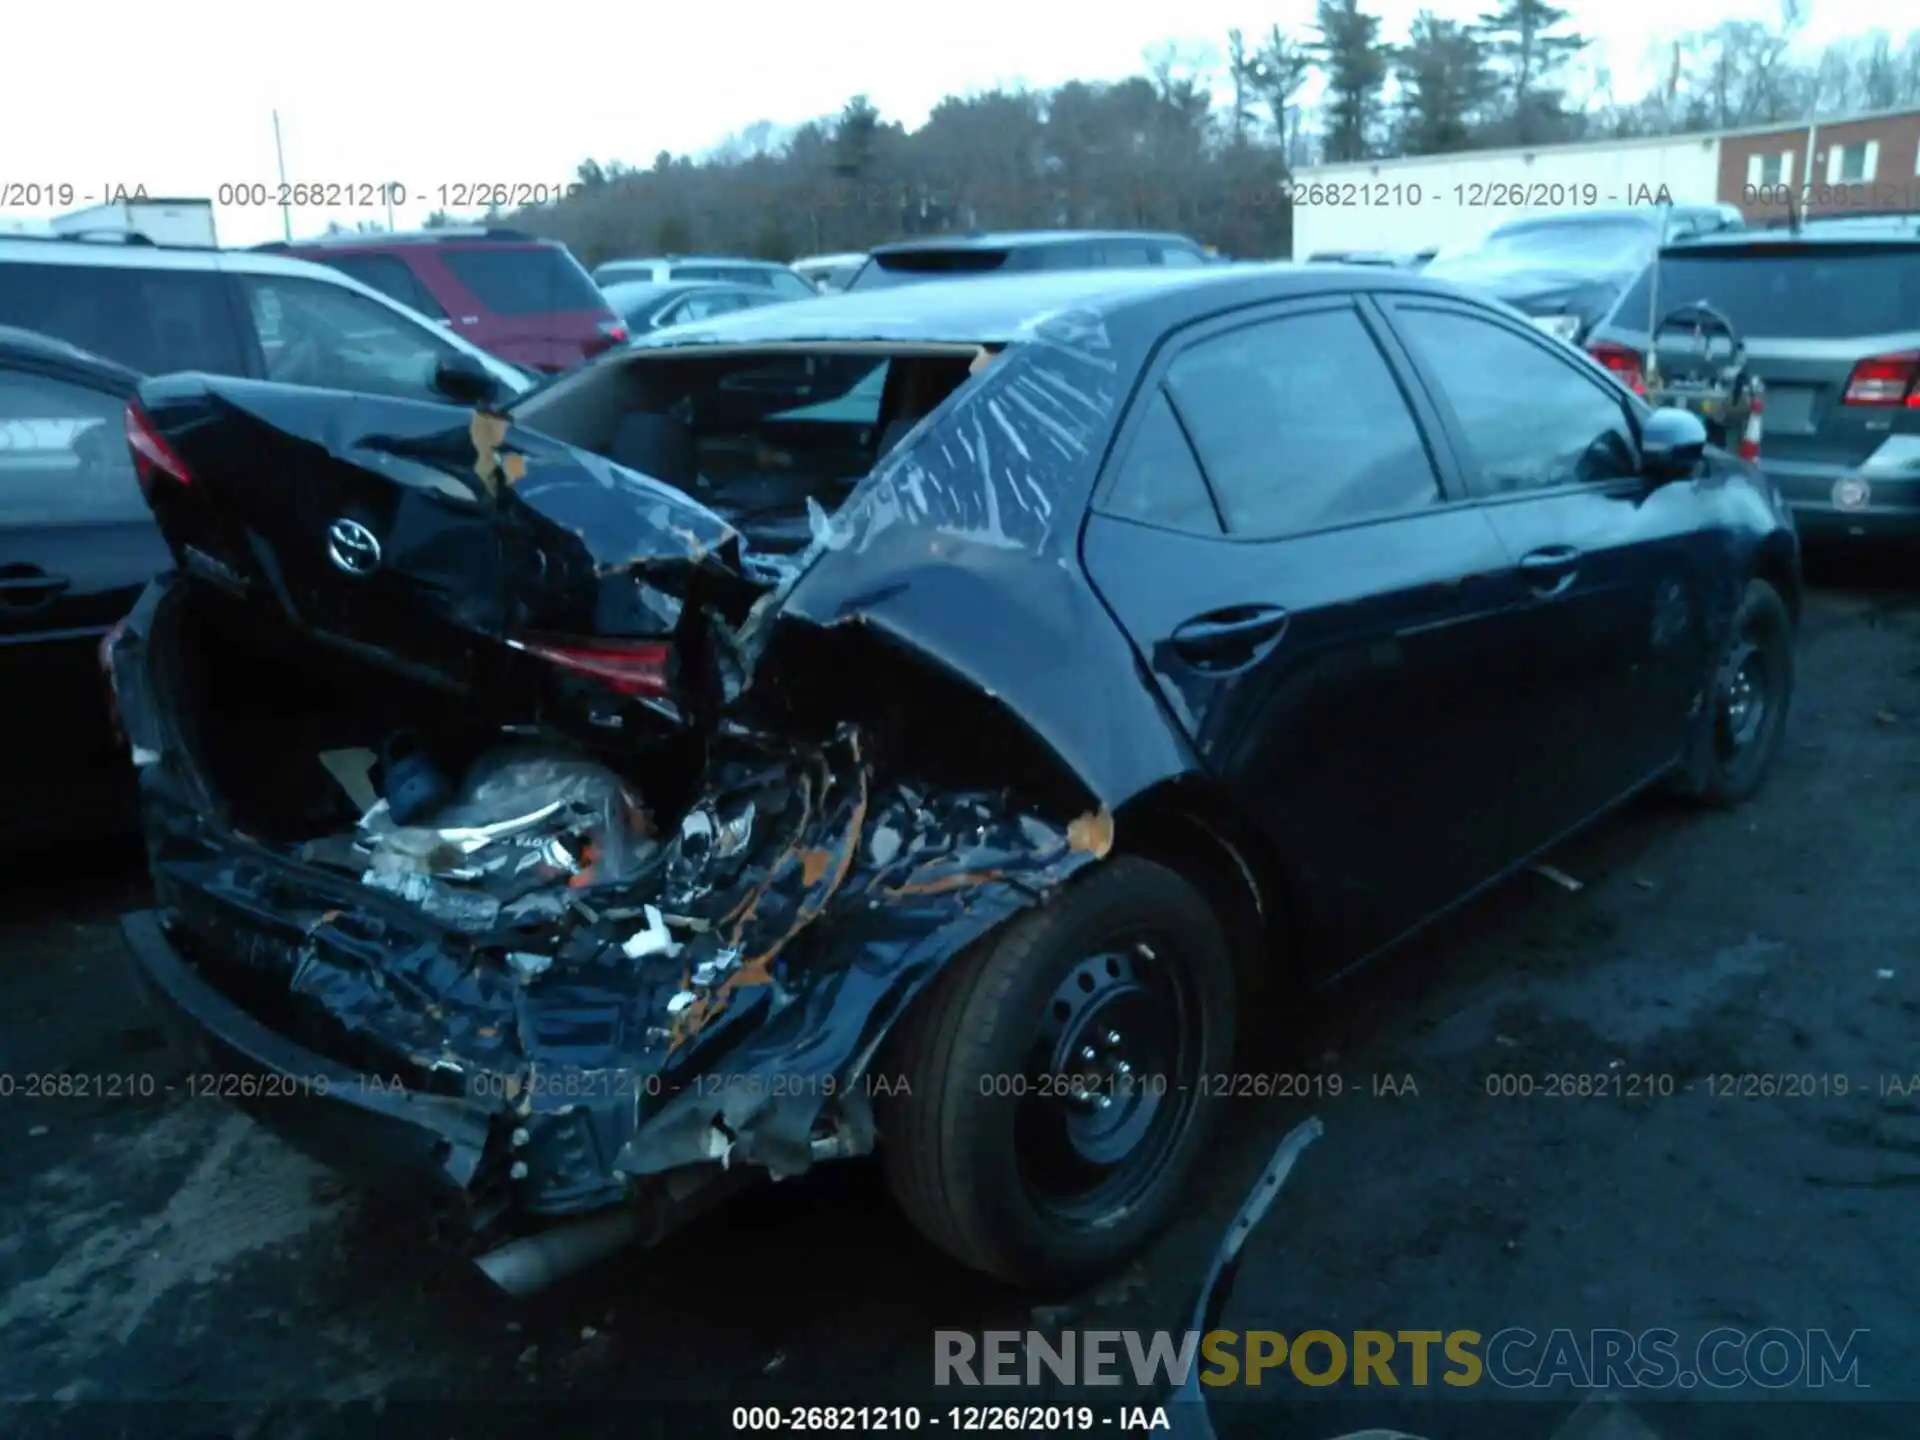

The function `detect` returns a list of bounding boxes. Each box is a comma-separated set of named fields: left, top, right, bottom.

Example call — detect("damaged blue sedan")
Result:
left=108, top=264, right=1799, bottom=1294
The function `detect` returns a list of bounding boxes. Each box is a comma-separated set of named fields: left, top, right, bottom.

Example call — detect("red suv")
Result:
left=256, top=228, right=626, bottom=373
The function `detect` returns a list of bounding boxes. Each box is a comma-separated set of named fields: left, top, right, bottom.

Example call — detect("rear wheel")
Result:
left=1676, top=578, right=1794, bottom=807
left=878, top=856, right=1235, bottom=1288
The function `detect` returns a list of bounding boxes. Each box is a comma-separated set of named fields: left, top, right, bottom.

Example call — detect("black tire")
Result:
left=1675, top=577, right=1794, bottom=807
left=877, top=856, right=1235, bottom=1289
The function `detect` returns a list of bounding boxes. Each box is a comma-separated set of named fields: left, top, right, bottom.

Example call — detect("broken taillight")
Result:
left=1586, top=341, right=1647, bottom=397
left=1841, top=352, right=1920, bottom=407
left=125, top=403, right=193, bottom=495
left=515, top=635, right=674, bottom=698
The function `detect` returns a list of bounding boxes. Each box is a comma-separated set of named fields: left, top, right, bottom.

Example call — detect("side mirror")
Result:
left=432, top=351, right=501, bottom=407
left=1640, top=406, right=1708, bottom=482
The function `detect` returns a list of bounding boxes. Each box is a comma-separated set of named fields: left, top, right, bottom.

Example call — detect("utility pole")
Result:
left=273, top=110, right=291, bottom=241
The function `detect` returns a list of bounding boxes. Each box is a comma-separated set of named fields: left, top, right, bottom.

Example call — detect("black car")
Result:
left=110, top=264, right=1798, bottom=1296
left=598, top=278, right=791, bottom=335
left=0, top=325, right=169, bottom=844
left=846, top=229, right=1211, bottom=291
left=1423, top=206, right=1745, bottom=346
left=1586, top=219, right=1920, bottom=541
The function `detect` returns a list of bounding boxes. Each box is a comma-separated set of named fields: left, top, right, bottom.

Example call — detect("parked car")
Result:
left=1587, top=220, right=1920, bottom=542
left=0, top=326, right=167, bottom=844
left=792, top=251, right=868, bottom=292
left=1423, top=206, right=1745, bottom=346
left=845, top=229, right=1211, bottom=291
left=111, top=263, right=1798, bottom=1297
left=256, top=228, right=626, bottom=374
left=0, top=234, right=531, bottom=406
left=600, top=279, right=790, bottom=335
left=591, top=255, right=818, bottom=301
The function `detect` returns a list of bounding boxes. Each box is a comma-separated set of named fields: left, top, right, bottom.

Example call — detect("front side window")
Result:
left=0, top=368, right=144, bottom=525
left=1393, top=307, right=1638, bottom=495
left=1158, top=245, right=1208, bottom=267
left=240, top=275, right=457, bottom=400
left=1165, top=307, right=1441, bottom=536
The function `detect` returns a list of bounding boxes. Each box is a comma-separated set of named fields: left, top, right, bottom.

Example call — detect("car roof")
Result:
left=869, top=229, right=1199, bottom=256
left=628, top=262, right=1455, bottom=348
left=0, top=323, right=140, bottom=386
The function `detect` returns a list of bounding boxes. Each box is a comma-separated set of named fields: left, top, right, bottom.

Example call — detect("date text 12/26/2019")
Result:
left=1281, top=180, right=1676, bottom=210
left=212, top=182, right=587, bottom=210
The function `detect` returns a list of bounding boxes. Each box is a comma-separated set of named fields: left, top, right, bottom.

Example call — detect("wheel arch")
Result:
left=1110, top=776, right=1299, bottom=1013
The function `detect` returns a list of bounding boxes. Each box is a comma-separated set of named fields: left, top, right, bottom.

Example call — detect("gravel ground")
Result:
left=0, top=558, right=1914, bottom=1440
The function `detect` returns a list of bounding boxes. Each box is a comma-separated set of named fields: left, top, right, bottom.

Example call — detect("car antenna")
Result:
left=1643, top=200, right=1670, bottom=397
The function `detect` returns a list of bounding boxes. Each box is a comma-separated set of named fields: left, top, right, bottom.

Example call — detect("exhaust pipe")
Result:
left=474, top=1208, right=644, bottom=1298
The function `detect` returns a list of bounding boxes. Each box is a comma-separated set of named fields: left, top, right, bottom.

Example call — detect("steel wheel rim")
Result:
left=1715, top=634, right=1770, bottom=761
left=1013, top=931, right=1200, bottom=1225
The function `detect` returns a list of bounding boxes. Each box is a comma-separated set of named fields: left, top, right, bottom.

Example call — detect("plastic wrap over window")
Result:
left=810, top=315, right=1119, bottom=560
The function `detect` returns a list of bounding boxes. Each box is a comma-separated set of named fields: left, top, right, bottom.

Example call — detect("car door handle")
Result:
left=1169, top=605, right=1290, bottom=671
left=1518, top=546, right=1580, bottom=597
left=0, top=567, right=71, bottom=607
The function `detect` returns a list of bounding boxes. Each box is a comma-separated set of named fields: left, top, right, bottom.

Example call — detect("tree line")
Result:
left=477, top=3, right=1920, bottom=263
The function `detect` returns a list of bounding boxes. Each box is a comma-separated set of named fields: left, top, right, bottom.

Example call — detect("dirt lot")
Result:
left=1, top=558, right=1915, bottom=1440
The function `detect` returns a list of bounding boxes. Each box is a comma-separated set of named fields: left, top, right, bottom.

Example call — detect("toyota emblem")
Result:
left=326, top=518, right=382, bottom=576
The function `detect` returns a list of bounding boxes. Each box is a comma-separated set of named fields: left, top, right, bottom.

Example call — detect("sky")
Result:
left=0, top=0, right=1870, bottom=247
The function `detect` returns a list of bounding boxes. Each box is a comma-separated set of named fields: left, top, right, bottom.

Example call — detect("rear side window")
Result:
left=1036, top=243, right=1100, bottom=270
left=0, top=367, right=145, bottom=525
left=440, top=246, right=605, bottom=315
left=319, top=254, right=448, bottom=320
left=1159, top=246, right=1207, bottom=267
left=1618, top=247, right=1920, bottom=338
left=1166, top=307, right=1441, bottom=536
left=1102, top=390, right=1220, bottom=533
left=1099, top=242, right=1155, bottom=266
left=0, top=261, right=245, bottom=376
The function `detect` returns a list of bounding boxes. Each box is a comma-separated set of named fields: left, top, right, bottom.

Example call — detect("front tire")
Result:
left=878, top=856, right=1235, bottom=1289
left=1676, top=577, right=1795, bottom=807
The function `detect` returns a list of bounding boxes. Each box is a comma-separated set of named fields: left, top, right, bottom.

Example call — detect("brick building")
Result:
left=1718, top=107, right=1920, bottom=223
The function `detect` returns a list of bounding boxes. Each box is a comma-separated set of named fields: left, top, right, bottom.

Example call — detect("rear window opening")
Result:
left=513, top=343, right=990, bottom=551
left=1620, top=245, right=1920, bottom=339
left=440, top=246, right=608, bottom=316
